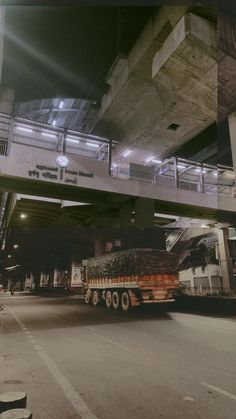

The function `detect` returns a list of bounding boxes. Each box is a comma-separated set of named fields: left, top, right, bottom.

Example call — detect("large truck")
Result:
left=82, top=248, right=179, bottom=311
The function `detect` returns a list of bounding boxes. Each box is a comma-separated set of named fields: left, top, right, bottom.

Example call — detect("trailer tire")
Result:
left=105, top=290, right=112, bottom=309
left=112, top=291, right=120, bottom=310
left=92, top=290, right=99, bottom=306
left=121, top=291, right=130, bottom=311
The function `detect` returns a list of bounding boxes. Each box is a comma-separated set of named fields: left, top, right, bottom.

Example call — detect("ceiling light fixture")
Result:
left=66, top=137, right=80, bottom=144
left=41, top=132, right=57, bottom=139
left=145, top=156, right=155, bottom=163
left=16, top=126, right=33, bottom=133
left=86, top=142, right=99, bottom=148
left=152, top=159, right=162, bottom=164
left=123, top=150, right=132, bottom=157
left=20, top=213, right=27, bottom=219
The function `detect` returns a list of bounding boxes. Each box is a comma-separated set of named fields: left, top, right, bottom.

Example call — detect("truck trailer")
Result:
left=82, top=248, right=179, bottom=311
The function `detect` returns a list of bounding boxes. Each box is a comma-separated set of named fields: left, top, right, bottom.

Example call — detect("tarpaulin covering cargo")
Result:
left=82, top=248, right=178, bottom=279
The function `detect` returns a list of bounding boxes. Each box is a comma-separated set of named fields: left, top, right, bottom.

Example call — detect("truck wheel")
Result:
left=121, top=291, right=130, bottom=311
left=105, top=290, right=112, bottom=309
left=92, top=290, right=99, bottom=306
left=84, top=289, right=91, bottom=304
left=112, top=291, right=120, bottom=309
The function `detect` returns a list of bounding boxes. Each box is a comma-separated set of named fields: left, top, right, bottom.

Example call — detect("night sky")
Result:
left=2, top=6, right=155, bottom=102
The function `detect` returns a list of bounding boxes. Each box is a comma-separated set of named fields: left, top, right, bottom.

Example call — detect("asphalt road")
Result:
left=0, top=292, right=236, bottom=419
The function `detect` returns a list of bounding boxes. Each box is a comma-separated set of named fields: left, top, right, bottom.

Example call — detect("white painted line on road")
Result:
left=33, top=344, right=43, bottom=351
left=4, top=304, right=98, bottom=419
left=183, top=396, right=194, bottom=402
left=38, top=350, right=98, bottom=419
left=29, top=339, right=37, bottom=345
left=87, top=327, right=129, bottom=352
left=201, top=382, right=236, bottom=401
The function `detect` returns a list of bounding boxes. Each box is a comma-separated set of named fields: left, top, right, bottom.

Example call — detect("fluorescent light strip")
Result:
left=16, top=126, right=33, bottom=133
left=66, top=137, right=80, bottom=144
left=195, top=168, right=208, bottom=174
left=152, top=159, right=162, bottom=164
left=86, top=142, right=99, bottom=148
left=41, top=132, right=57, bottom=139
left=123, top=150, right=131, bottom=157
left=146, top=156, right=155, bottom=163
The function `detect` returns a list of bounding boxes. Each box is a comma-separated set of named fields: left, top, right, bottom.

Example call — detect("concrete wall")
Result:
left=180, top=264, right=222, bottom=290
left=0, top=6, right=5, bottom=85
left=228, top=112, right=236, bottom=176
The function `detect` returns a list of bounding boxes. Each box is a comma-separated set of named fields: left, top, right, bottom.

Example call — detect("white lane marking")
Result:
left=38, top=350, right=97, bottom=419
left=33, top=344, right=43, bottom=351
left=87, top=327, right=129, bottom=352
left=183, top=396, right=194, bottom=402
left=4, top=304, right=98, bottom=419
left=201, top=382, right=236, bottom=401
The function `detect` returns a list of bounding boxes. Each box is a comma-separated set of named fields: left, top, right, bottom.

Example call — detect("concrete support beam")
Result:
left=134, top=197, right=155, bottom=227
left=0, top=6, right=5, bottom=85
left=218, top=13, right=236, bottom=122
left=0, top=87, right=15, bottom=113
left=217, top=228, right=235, bottom=290
left=119, top=199, right=133, bottom=227
left=95, top=239, right=103, bottom=257
left=228, top=112, right=236, bottom=176
left=84, top=7, right=216, bottom=160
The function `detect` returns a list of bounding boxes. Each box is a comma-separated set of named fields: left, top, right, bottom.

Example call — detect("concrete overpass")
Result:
left=14, top=6, right=217, bottom=167
left=82, top=6, right=217, bottom=163
left=0, top=112, right=235, bottom=231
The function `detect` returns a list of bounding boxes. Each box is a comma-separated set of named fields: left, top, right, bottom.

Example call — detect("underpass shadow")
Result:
left=1, top=294, right=173, bottom=334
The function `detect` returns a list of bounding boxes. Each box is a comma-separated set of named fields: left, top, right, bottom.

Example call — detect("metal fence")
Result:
left=0, top=111, right=235, bottom=198
left=112, top=157, right=235, bottom=198
left=175, top=286, right=236, bottom=297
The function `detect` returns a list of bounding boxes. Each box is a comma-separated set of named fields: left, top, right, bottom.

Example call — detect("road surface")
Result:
left=0, top=292, right=236, bottom=419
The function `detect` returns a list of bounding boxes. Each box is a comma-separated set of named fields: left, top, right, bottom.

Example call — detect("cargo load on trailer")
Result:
left=82, top=248, right=179, bottom=311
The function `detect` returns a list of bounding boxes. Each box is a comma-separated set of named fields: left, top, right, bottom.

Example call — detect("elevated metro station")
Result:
left=0, top=5, right=235, bottom=292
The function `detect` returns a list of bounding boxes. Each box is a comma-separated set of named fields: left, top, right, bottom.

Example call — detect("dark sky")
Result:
left=2, top=6, right=155, bottom=102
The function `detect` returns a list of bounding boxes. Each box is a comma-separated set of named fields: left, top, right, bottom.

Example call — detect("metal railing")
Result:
left=112, top=157, right=235, bottom=198
left=175, top=286, right=236, bottom=297
left=0, top=111, right=235, bottom=198
left=0, top=112, right=112, bottom=162
left=0, top=141, right=8, bottom=156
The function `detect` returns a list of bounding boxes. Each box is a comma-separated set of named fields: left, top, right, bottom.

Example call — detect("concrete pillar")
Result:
left=228, top=113, right=236, bottom=177
left=119, top=199, right=133, bottom=227
left=134, top=198, right=155, bottom=227
left=0, top=6, right=5, bottom=85
left=95, top=239, right=104, bottom=257
left=0, top=87, right=15, bottom=113
left=217, top=228, right=235, bottom=290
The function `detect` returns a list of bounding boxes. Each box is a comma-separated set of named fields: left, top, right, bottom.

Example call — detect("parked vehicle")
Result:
left=82, top=248, right=179, bottom=311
